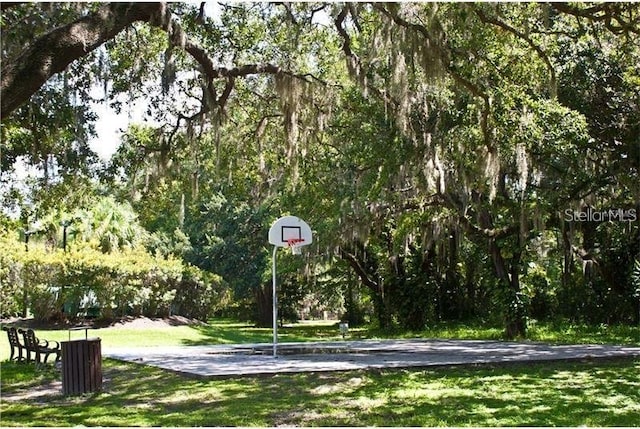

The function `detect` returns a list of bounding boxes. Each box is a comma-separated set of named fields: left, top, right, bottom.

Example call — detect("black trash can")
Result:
left=61, top=338, right=102, bottom=395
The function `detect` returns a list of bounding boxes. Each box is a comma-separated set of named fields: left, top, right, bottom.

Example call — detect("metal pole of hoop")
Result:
left=272, top=238, right=305, bottom=358
left=269, top=216, right=313, bottom=359
left=272, top=245, right=278, bottom=358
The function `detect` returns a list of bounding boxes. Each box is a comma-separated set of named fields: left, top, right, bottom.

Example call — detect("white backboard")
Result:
left=268, top=215, right=313, bottom=248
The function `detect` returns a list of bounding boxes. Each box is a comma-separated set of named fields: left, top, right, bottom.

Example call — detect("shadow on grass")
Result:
left=2, top=357, right=639, bottom=427
left=0, top=362, right=59, bottom=395
left=328, top=359, right=640, bottom=427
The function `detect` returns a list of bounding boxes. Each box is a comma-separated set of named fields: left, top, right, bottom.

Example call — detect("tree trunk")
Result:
left=253, top=283, right=272, bottom=327
left=561, top=220, right=574, bottom=290
left=477, top=201, right=527, bottom=339
left=446, top=228, right=462, bottom=318
left=506, top=249, right=527, bottom=339
left=374, top=285, right=392, bottom=329
left=340, top=247, right=391, bottom=329
left=489, top=238, right=527, bottom=339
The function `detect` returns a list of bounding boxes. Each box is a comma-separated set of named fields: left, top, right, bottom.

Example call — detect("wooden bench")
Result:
left=3, top=326, right=26, bottom=362
left=18, top=328, right=61, bottom=365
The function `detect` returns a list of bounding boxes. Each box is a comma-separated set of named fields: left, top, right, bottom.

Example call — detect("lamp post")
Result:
left=22, top=226, right=39, bottom=317
left=24, top=228, right=36, bottom=252
left=60, top=219, right=71, bottom=252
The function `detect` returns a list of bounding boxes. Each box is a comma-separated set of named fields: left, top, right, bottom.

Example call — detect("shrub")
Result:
left=172, top=265, right=229, bottom=321
left=0, top=233, right=227, bottom=321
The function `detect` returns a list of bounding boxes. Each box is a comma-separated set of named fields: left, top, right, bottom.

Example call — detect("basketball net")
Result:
left=286, top=238, right=305, bottom=255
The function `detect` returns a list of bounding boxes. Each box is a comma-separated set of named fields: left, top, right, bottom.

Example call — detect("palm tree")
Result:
left=73, top=196, right=148, bottom=253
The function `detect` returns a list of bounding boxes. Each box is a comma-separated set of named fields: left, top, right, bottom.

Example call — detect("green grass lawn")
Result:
left=1, top=357, right=639, bottom=426
left=1, top=318, right=639, bottom=426
left=2, top=319, right=637, bottom=362
left=0, top=319, right=363, bottom=361
left=374, top=320, right=640, bottom=345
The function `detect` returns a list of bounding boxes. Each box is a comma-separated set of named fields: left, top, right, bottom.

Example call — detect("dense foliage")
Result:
left=0, top=220, right=227, bottom=322
left=1, top=2, right=638, bottom=335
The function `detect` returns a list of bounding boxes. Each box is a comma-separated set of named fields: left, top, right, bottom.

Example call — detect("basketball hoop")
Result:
left=286, top=238, right=305, bottom=255
left=268, top=216, right=313, bottom=358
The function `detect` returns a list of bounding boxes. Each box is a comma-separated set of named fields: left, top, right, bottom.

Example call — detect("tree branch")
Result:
left=1, top=2, right=163, bottom=120
left=474, top=6, right=557, bottom=98
left=373, top=3, right=495, bottom=150
left=334, top=5, right=398, bottom=108
left=339, top=247, right=380, bottom=294
left=2, top=2, right=334, bottom=121
left=551, top=3, right=640, bottom=35
left=458, top=214, right=519, bottom=240
left=0, top=2, right=25, bottom=11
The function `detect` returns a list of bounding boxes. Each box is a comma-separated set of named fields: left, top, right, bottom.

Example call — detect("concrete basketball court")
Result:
left=103, top=339, right=640, bottom=378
